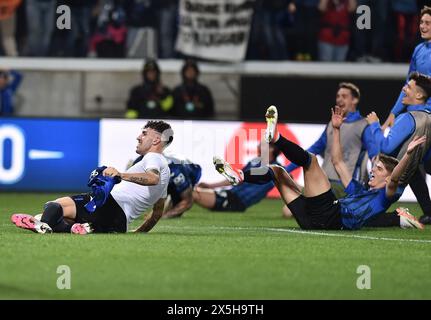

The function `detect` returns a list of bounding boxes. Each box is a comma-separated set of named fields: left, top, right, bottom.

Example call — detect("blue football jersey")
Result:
left=166, top=156, right=202, bottom=205
left=84, top=166, right=121, bottom=213
left=339, top=180, right=403, bottom=230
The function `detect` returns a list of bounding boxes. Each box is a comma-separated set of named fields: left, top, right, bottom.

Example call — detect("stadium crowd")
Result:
left=0, top=0, right=428, bottom=62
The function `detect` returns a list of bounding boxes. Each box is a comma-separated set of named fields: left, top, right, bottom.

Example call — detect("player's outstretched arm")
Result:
left=135, top=197, right=166, bottom=233
left=196, top=180, right=230, bottom=189
left=163, top=187, right=193, bottom=218
left=382, top=113, right=395, bottom=131
left=386, top=135, right=427, bottom=198
left=104, top=167, right=160, bottom=186
left=330, top=107, right=352, bottom=188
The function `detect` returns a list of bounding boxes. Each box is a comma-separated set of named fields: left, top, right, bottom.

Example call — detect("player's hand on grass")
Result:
left=406, top=135, right=427, bottom=155
left=366, top=111, right=380, bottom=125
left=331, top=106, right=345, bottom=129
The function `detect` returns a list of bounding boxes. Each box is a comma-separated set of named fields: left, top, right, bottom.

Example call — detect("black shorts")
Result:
left=212, top=190, right=246, bottom=212
left=287, top=189, right=343, bottom=230
left=71, top=193, right=127, bottom=233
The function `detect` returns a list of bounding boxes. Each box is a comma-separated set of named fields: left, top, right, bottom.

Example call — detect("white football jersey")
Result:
left=111, top=152, right=170, bottom=225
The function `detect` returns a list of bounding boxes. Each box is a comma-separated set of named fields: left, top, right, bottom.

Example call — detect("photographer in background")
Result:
left=126, top=59, right=174, bottom=119
left=0, top=69, right=22, bottom=116
left=173, top=59, right=214, bottom=119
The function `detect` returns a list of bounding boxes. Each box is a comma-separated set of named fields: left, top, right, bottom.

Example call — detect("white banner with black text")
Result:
left=175, top=0, right=255, bottom=62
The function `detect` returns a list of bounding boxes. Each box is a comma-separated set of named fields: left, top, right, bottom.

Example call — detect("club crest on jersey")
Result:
left=90, top=169, right=100, bottom=180
left=173, top=173, right=186, bottom=186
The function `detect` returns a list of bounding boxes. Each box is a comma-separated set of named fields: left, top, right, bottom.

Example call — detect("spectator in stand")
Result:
left=123, top=0, right=158, bottom=58
left=392, top=0, right=419, bottom=62
left=246, top=0, right=266, bottom=60
left=261, top=0, right=296, bottom=60
left=317, top=0, right=356, bottom=62
left=173, top=60, right=214, bottom=119
left=89, top=4, right=127, bottom=58
left=124, top=0, right=157, bottom=29
left=25, top=0, right=56, bottom=56
left=0, top=0, right=21, bottom=56
left=352, top=0, right=390, bottom=63
left=0, top=69, right=23, bottom=116
left=54, top=0, right=97, bottom=57
left=126, top=59, right=174, bottom=119
left=293, top=0, right=319, bottom=61
left=156, top=0, right=179, bottom=59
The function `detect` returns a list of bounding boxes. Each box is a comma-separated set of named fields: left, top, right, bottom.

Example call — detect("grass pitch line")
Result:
left=161, top=225, right=431, bottom=244
left=263, top=227, right=431, bottom=244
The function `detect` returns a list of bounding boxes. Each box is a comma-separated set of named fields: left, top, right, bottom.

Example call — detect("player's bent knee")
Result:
left=310, top=154, right=318, bottom=164
left=268, top=164, right=284, bottom=181
left=41, top=202, right=63, bottom=224
left=305, top=154, right=319, bottom=170
left=50, top=197, right=77, bottom=219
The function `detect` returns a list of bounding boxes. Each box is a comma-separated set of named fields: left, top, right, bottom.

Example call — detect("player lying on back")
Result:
left=194, top=142, right=280, bottom=213
left=213, top=106, right=425, bottom=230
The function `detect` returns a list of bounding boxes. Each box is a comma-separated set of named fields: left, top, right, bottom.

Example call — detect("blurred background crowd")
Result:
left=0, top=0, right=428, bottom=62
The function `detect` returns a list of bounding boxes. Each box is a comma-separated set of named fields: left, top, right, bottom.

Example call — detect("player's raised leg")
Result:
left=265, top=105, right=331, bottom=197
left=213, top=156, right=244, bottom=185
left=265, top=105, right=279, bottom=143
left=301, top=154, right=331, bottom=197
left=269, top=164, right=302, bottom=204
left=192, top=188, right=217, bottom=209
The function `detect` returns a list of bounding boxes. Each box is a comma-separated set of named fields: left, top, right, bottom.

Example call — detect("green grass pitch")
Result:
left=1, top=192, right=431, bottom=300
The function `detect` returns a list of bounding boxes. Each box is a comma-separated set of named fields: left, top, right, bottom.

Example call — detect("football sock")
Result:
left=275, top=134, right=311, bottom=168
left=243, top=167, right=275, bottom=184
left=364, top=212, right=400, bottom=227
left=41, top=202, right=72, bottom=233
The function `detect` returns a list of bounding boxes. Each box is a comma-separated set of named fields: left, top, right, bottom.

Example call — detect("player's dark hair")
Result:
left=378, top=153, right=399, bottom=173
left=339, top=82, right=360, bottom=100
left=409, top=71, right=431, bottom=100
left=420, top=6, right=431, bottom=18
left=144, top=120, right=174, bottom=146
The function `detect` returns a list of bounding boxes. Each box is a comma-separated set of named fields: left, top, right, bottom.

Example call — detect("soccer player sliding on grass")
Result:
left=11, top=121, right=173, bottom=235
left=214, top=106, right=425, bottom=230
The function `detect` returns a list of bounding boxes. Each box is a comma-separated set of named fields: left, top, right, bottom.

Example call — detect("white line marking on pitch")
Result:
left=160, top=225, right=431, bottom=244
